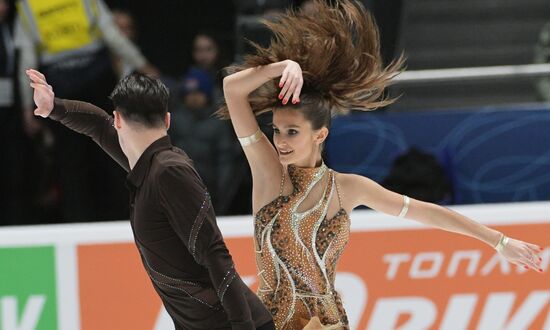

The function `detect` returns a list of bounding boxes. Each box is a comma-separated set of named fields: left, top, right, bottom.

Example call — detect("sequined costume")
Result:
left=254, top=163, right=350, bottom=329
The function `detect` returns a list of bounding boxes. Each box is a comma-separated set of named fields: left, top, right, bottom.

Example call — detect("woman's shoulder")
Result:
left=332, top=171, right=379, bottom=202
left=331, top=170, right=365, bottom=187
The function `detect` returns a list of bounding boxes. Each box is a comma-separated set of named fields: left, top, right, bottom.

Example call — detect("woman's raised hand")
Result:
left=278, top=60, right=303, bottom=105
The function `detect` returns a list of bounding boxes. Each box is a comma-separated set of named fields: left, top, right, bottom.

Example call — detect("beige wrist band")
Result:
left=494, top=234, right=509, bottom=253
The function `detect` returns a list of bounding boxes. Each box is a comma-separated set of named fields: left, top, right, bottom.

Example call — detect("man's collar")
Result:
left=127, top=135, right=172, bottom=188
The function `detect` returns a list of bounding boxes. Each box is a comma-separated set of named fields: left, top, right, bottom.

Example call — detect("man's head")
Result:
left=110, top=73, right=170, bottom=129
left=110, top=74, right=171, bottom=153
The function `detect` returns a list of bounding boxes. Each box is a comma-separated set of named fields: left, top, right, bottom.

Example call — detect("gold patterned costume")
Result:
left=254, top=163, right=350, bottom=329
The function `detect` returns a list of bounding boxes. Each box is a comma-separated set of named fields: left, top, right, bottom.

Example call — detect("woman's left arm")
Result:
left=341, top=173, right=545, bottom=272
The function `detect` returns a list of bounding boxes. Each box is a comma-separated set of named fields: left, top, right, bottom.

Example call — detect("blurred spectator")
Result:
left=535, top=22, right=550, bottom=102
left=192, top=33, right=223, bottom=88
left=112, top=8, right=139, bottom=78
left=382, top=148, right=453, bottom=204
left=0, top=0, right=58, bottom=225
left=14, top=0, right=159, bottom=222
left=0, top=0, right=20, bottom=224
left=170, top=67, right=242, bottom=214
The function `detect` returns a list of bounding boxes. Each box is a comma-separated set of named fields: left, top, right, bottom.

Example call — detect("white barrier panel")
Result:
left=0, top=202, right=548, bottom=330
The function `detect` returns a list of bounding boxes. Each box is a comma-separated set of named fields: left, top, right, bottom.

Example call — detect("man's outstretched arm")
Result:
left=27, top=69, right=130, bottom=171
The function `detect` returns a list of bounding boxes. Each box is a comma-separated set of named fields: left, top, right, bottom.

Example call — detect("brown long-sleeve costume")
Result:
left=50, top=99, right=273, bottom=330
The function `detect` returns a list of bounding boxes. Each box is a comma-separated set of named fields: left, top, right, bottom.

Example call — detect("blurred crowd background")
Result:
left=0, top=0, right=549, bottom=225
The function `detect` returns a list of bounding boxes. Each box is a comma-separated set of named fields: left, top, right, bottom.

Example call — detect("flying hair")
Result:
left=217, top=0, right=404, bottom=120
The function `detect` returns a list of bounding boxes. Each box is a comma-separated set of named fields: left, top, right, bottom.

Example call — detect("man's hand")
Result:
left=26, top=69, right=54, bottom=118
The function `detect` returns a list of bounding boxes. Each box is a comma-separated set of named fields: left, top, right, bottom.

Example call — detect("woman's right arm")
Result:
left=223, top=60, right=303, bottom=211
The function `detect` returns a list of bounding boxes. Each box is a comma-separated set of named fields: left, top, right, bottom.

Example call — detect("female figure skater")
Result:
left=219, top=1, right=545, bottom=329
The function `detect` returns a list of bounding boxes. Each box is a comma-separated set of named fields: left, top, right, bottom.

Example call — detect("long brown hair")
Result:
left=217, top=0, right=404, bottom=126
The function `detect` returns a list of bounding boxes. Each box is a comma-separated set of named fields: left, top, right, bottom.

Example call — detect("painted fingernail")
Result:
left=279, top=82, right=284, bottom=88
left=282, top=98, right=288, bottom=105
left=539, top=268, right=543, bottom=272
left=524, top=265, right=529, bottom=270
left=278, top=94, right=283, bottom=100
left=292, top=99, right=297, bottom=104
left=539, top=257, right=543, bottom=261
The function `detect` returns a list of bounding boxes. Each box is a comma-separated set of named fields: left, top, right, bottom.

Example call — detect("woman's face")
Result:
left=272, top=108, right=327, bottom=166
left=193, top=35, right=218, bottom=69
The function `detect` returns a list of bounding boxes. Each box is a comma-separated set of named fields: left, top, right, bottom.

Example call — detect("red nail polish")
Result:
left=292, top=99, right=297, bottom=104
left=279, top=82, right=284, bottom=88
left=524, top=266, right=529, bottom=270
left=278, top=94, right=283, bottom=100
left=282, top=99, right=288, bottom=105
left=539, top=268, right=543, bottom=272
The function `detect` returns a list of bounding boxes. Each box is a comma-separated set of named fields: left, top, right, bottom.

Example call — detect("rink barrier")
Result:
left=0, top=201, right=549, bottom=329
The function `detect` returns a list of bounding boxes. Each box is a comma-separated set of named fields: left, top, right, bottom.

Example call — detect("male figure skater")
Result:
left=26, top=69, right=274, bottom=330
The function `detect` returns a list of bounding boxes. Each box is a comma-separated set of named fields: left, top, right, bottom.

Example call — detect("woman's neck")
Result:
left=291, top=154, right=323, bottom=168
